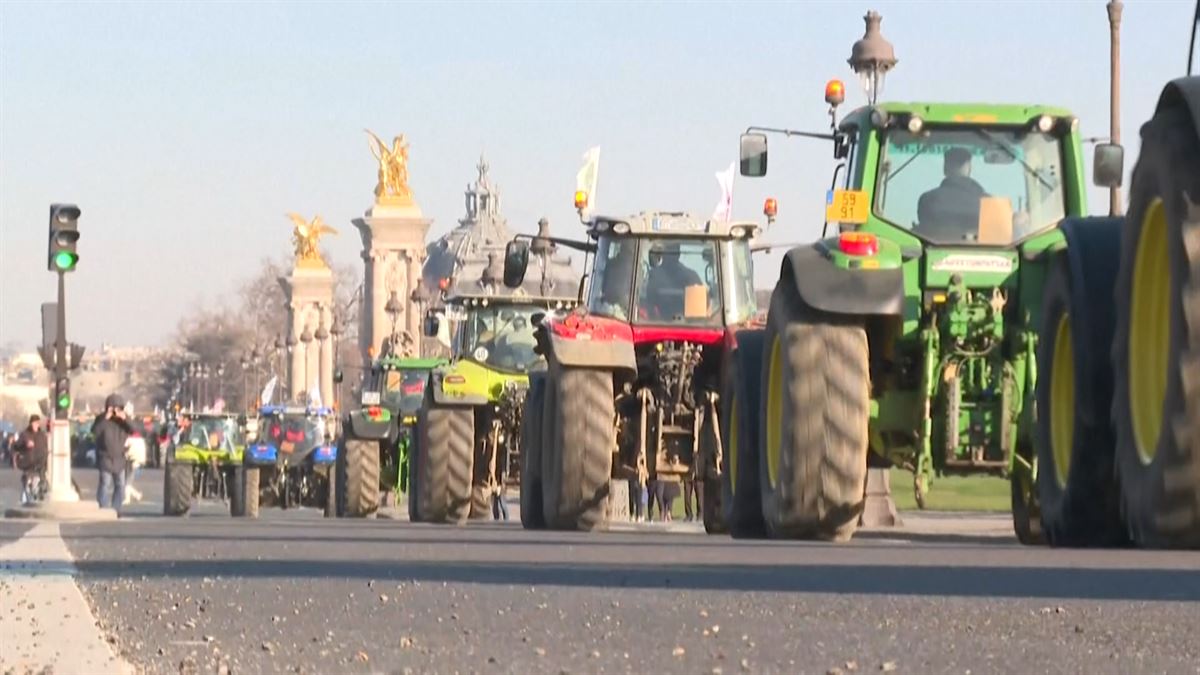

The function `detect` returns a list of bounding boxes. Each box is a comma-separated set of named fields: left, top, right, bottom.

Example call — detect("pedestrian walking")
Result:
left=93, top=394, right=134, bottom=511
left=628, top=477, right=646, bottom=522
left=683, top=474, right=703, bottom=522
left=14, top=415, right=49, bottom=504
left=491, top=479, right=509, bottom=520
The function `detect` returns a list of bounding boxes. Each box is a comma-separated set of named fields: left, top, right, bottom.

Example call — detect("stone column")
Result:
left=280, top=265, right=335, bottom=405
left=289, top=308, right=305, bottom=402
left=353, top=203, right=431, bottom=362
left=318, top=306, right=333, bottom=408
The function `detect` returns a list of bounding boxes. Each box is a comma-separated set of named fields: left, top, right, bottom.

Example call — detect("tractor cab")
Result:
left=247, top=405, right=337, bottom=467
left=583, top=213, right=759, bottom=334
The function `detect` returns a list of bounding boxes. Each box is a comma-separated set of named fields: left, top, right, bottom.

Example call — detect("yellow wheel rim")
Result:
left=728, top=391, right=739, bottom=495
left=765, top=335, right=783, bottom=488
left=1129, top=198, right=1170, bottom=465
left=1050, top=313, right=1075, bottom=488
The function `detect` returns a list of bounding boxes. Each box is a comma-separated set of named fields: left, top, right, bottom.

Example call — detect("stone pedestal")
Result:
left=607, top=479, right=631, bottom=523
left=859, top=467, right=902, bottom=527
left=353, top=203, right=432, bottom=362
left=279, top=264, right=335, bottom=406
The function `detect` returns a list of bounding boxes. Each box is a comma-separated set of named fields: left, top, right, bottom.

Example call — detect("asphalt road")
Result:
left=3, top=465, right=1200, bottom=675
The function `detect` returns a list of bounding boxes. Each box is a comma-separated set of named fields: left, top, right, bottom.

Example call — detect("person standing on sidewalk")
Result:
left=93, top=394, right=133, bottom=511
left=491, top=477, right=509, bottom=521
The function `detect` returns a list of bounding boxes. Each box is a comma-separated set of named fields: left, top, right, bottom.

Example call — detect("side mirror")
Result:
left=739, top=133, right=768, bottom=177
left=1093, top=143, right=1124, bottom=189
left=423, top=312, right=441, bottom=337
left=503, top=240, right=530, bottom=289
left=333, top=370, right=343, bottom=384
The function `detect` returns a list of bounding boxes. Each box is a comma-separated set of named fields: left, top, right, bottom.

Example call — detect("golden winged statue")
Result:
left=287, top=212, right=338, bottom=266
left=365, top=129, right=413, bottom=204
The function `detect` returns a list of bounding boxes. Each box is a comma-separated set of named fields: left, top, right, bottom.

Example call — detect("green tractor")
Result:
left=163, top=412, right=246, bottom=516
left=337, top=353, right=446, bottom=517
left=408, top=264, right=578, bottom=524
left=729, top=64, right=1110, bottom=540
left=1031, top=6, right=1200, bottom=549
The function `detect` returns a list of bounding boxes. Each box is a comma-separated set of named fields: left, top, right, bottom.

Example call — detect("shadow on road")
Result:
left=69, top=556, right=1200, bottom=602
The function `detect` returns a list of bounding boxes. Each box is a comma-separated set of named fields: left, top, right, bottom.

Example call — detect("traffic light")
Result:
left=47, top=204, right=81, bottom=273
left=54, top=377, right=71, bottom=412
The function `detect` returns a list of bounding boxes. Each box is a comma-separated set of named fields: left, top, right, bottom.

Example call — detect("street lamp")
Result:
left=330, top=315, right=344, bottom=410
left=847, top=10, right=897, bottom=106
left=250, top=346, right=262, bottom=404
left=216, top=364, right=226, bottom=405
left=384, top=291, right=403, bottom=344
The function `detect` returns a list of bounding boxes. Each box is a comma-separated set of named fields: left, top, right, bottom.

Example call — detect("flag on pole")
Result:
left=260, top=376, right=277, bottom=406
left=712, top=161, right=736, bottom=222
left=576, top=146, right=601, bottom=212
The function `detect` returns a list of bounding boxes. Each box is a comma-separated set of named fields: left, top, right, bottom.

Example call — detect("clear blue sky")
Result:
left=0, top=0, right=1192, bottom=349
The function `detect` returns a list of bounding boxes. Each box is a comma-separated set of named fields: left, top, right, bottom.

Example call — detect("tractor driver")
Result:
left=643, top=241, right=702, bottom=320
left=916, top=147, right=988, bottom=241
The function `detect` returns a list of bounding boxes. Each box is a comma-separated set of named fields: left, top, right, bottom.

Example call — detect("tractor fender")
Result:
left=1055, top=216, right=1124, bottom=427
left=783, top=244, right=903, bottom=316
left=428, top=369, right=490, bottom=407
left=346, top=411, right=392, bottom=441
left=541, top=313, right=637, bottom=372
left=1154, top=76, right=1200, bottom=137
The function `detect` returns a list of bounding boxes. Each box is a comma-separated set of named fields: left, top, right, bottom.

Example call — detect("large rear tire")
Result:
left=415, top=391, right=474, bottom=525
left=1035, top=258, right=1124, bottom=546
left=1112, top=104, right=1200, bottom=548
left=722, top=329, right=767, bottom=538
left=163, top=461, right=193, bottom=516
left=758, top=280, right=869, bottom=541
left=520, top=374, right=547, bottom=530
left=542, top=366, right=614, bottom=531
left=699, top=401, right=727, bottom=535
left=339, top=438, right=380, bottom=518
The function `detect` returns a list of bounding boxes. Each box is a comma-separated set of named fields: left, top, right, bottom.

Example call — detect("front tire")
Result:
left=1112, top=104, right=1200, bottom=548
left=758, top=280, right=869, bottom=541
left=229, top=466, right=246, bottom=517
left=339, top=438, right=380, bottom=518
left=164, top=461, right=193, bottom=516
left=542, top=366, right=614, bottom=531
left=415, top=391, right=474, bottom=525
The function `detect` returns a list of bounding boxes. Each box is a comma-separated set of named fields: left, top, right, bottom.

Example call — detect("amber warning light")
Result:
left=574, top=191, right=589, bottom=211
left=825, top=79, right=846, bottom=106
left=763, top=198, right=778, bottom=222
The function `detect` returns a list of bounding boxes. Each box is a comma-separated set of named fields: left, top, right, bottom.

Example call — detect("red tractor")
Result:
left=503, top=209, right=764, bottom=531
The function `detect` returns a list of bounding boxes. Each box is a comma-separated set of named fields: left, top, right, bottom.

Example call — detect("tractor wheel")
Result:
left=241, top=466, right=260, bottom=519
left=542, top=366, right=614, bottom=531
left=163, top=461, right=193, bottom=516
left=721, top=329, right=767, bottom=538
left=407, top=433, right=421, bottom=521
left=339, top=438, right=380, bottom=518
left=323, top=463, right=338, bottom=519
left=1112, top=104, right=1200, bottom=548
left=699, top=397, right=727, bottom=534
left=520, top=374, right=547, bottom=529
left=1035, top=259, right=1124, bottom=546
left=228, top=466, right=246, bottom=517
left=758, top=280, right=869, bottom=541
left=415, top=393, right=474, bottom=525
left=470, top=484, right=492, bottom=520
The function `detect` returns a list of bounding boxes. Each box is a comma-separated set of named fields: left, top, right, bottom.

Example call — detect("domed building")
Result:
left=418, top=157, right=579, bottom=354
left=422, top=156, right=578, bottom=302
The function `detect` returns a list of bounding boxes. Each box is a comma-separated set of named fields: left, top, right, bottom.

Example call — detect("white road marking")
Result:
left=0, top=522, right=133, bottom=674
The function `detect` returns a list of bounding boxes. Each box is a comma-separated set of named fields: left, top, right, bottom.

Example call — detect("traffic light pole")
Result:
left=48, top=270, right=79, bottom=502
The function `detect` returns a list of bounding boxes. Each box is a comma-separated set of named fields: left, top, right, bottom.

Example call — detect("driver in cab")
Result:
left=916, top=147, right=988, bottom=241
left=643, top=242, right=701, bottom=320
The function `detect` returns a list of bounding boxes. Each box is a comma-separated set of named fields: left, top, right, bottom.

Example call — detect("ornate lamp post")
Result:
left=240, top=355, right=249, bottom=411
left=847, top=10, right=897, bottom=106
left=410, top=279, right=432, bottom=358
left=330, top=315, right=344, bottom=410
left=315, top=321, right=330, bottom=405
left=250, top=346, right=262, bottom=404
left=384, top=291, right=403, bottom=346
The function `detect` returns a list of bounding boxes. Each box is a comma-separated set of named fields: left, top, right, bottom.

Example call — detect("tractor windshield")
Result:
left=262, top=414, right=329, bottom=454
left=382, top=368, right=430, bottom=412
left=458, top=303, right=543, bottom=373
left=588, top=235, right=723, bottom=326
left=875, top=126, right=1067, bottom=245
left=180, top=416, right=241, bottom=450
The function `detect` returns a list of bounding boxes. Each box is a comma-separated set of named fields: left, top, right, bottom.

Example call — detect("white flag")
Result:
left=260, top=376, right=277, bottom=406
left=576, top=146, right=600, bottom=212
left=712, top=161, right=736, bottom=222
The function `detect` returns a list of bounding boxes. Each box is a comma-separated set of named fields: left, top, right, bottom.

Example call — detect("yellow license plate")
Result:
left=825, top=189, right=869, bottom=225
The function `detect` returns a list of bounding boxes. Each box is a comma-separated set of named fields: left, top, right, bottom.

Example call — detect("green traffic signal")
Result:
left=53, top=251, right=78, bottom=271
left=56, top=392, right=71, bottom=410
